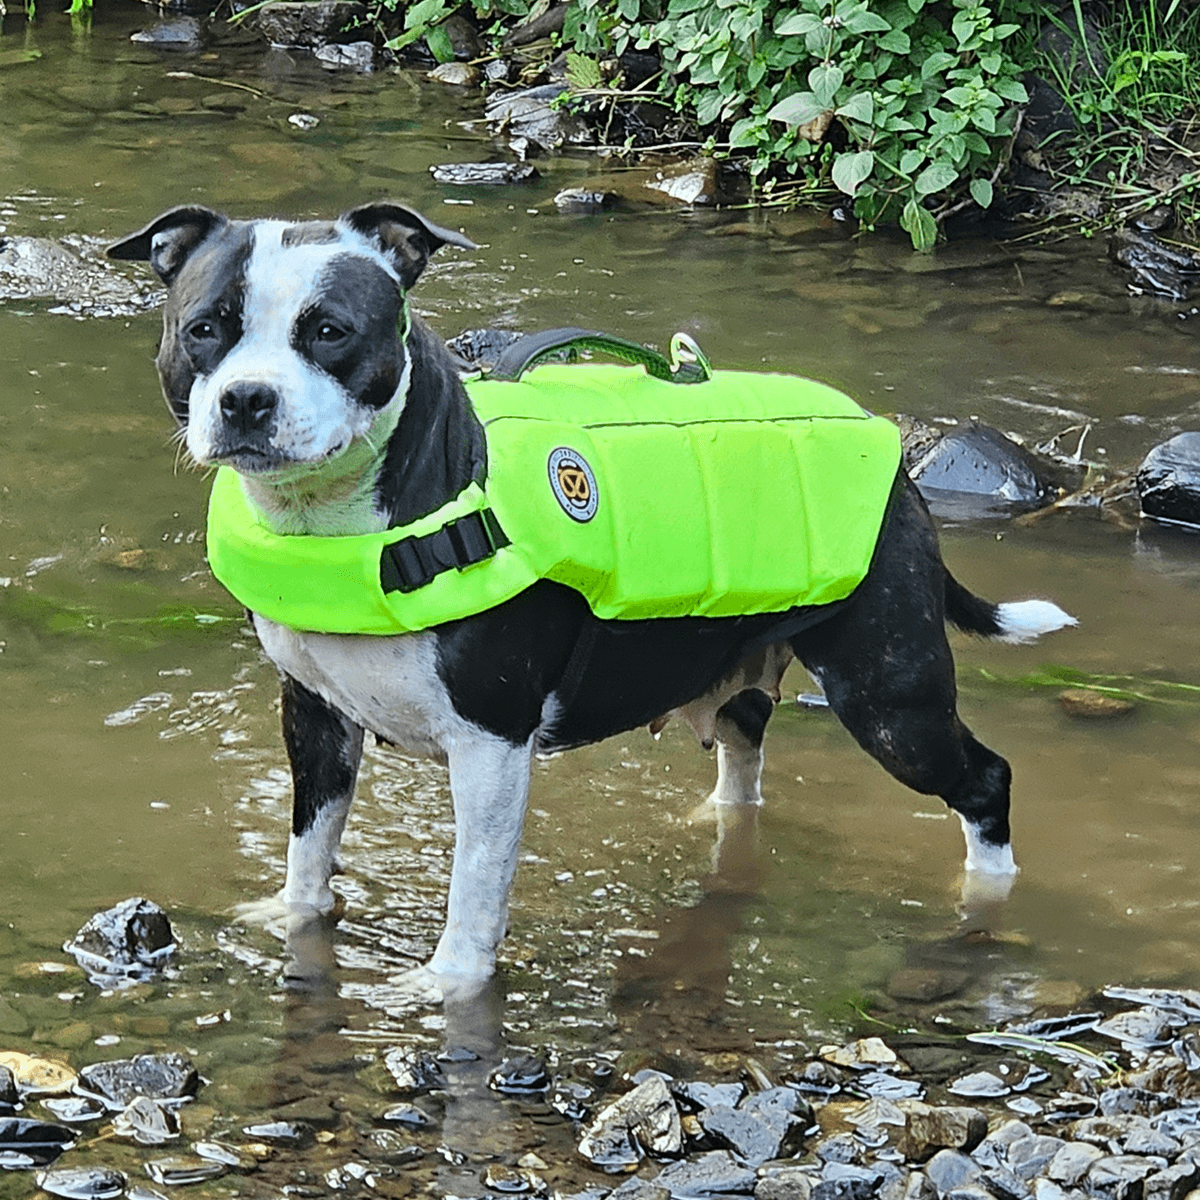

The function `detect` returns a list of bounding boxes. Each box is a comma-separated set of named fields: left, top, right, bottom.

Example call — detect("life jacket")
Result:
left=205, top=362, right=901, bottom=635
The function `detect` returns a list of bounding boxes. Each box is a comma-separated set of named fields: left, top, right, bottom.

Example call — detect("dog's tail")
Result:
left=944, top=569, right=1077, bottom=645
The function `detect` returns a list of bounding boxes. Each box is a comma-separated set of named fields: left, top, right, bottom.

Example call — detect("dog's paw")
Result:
left=232, top=890, right=345, bottom=931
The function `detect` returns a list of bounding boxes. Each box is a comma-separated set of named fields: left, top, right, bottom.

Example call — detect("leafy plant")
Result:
left=375, top=0, right=531, bottom=58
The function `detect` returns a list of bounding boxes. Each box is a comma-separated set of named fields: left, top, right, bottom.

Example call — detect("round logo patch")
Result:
left=548, top=446, right=598, bottom=523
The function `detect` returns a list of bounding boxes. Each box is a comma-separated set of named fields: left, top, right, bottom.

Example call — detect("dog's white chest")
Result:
left=252, top=616, right=454, bottom=759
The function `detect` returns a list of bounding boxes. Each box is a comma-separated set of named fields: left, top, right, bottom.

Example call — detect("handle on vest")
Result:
left=486, top=327, right=712, bottom=384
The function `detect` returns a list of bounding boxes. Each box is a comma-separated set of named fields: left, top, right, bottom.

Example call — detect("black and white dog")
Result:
left=109, top=202, right=1075, bottom=1000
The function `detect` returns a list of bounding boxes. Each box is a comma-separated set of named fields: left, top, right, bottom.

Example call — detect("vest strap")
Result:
left=379, top=507, right=510, bottom=595
left=487, top=327, right=712, bottom=384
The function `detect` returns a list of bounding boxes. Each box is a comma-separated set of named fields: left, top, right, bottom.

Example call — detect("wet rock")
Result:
left=551, top=1081, right=594, bottom=1122
left=383, top=1047, right=443, bottom=1094
left=672, top=1081, right=747, bottom=1113
left=251, top=0, right=367, bottom=48
left=489, top=1054, right=552, bottom=1095
left=888, top=968, right=970, bottom=1003
left=144, top=1155, right=227, bottom=1185
left=430, top=162, right=538, bottom=186
left=820, top=1039, right=900, bottom=1071
left=40, top=1096, right=104, bottom=1125
left=608, top=1181, right=670, bottom=1200
left=112, top=1096, right=180, bottom=1145
left=1099, top=1087, right=1173, bottom=1117
left=1109, top=227, right=1200, bottom=301
left=0, top=1066, right=15, bottom=1109
left=878, top=1173, right=938, bottom=1200
left=315, top=41, right=375, bottom=69
left=948, top=1071, right=1011, bottom=1098
left=812, top=1161, right=886, bottom=1200
left=1046, top=1141, right=1104, bottom=1186
left=641, top=157, right=733, bottom=207
left=578, top=1075, right=682, bottom=1169
left=1137, top=434, right=1200, bottom=529
left=484, top=85, right=593, bottom=150
left=78, top=1054, right=198, bottom=1110
left=64, top=897, right=175, bottom=986
left=555, top=188, right=619, bottom=213
left=243, top=1119, right=316, bottom=1146
left=1094, top=1008, right=1174, bottom=1049
left=1086, top=1154, right=1159, bottom=1198
left=1006, top=1133, right=1067, bottom=1180
left=428, top=61, right=480, bottom=86
left=1144, top=1161, right=1199, bottom=1200
left=1, top=236, right=156, bottom=315
left=924, top=1149, right=980, bottom=1193
left=484, top=1164, right=547, bottom=1193
left=0, top=1053, right=77, bottom=1098
left=446, top=327, right=524, bottom=372
left=897, top=1102, right=987, bottom=1161
left=377, top=1105, right=432, bottom=1130
left=0, top=1118, right=74, bottom=1168
left=503, top=2, right=567, bottom=46
left=195, top=1141, right=257, bottom=1169
left=815, top=1133, right=860, bottom=1164
left=130, top=17, right=203, bottom=48
left=755, top=1165, right=818, bottom=1200
left=484, top=58, right=512, bottom=83
left=1057, top=690, right=1136, bottom=719
left=35, top=1166, right=127, bottom=1199
left=787, top=1061, right=847, bottom=1096
left=906, top=421, right=1061, bottom=518
left=653, top=1150, right=756, bottom=1196
left=696, top=1104, right=803, bottom=1167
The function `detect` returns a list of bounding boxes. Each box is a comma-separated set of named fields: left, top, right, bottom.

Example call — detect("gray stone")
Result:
left=1048, top=1142, right=1104, bottom=1187
left=64, top=897, right=175, bottom=986
left=1087, top=1155, right=1160, bottom=1200
left=812, top=1163, right=884, bottom=1200
left=554, top=188, right=618, bottom=213
left=879, top=1173, right=938, bottom=1200
left=579, top=1076, right=682, bottom=1169
left=1007, top=1135, right=1067, bottom=1181
left=314, top=41, right=374, bottom=69
left=653, top=1151, right=756, bottom=1197
left=382, top=1047, right=443, bottom=1094
left=427, top=61, right=480, bottom=85
left=1138, top=434, right=1200, bottom=530
left=698, top=1106, right=801, bottom=1167
left=130, top=17, right=203, bottom=48
left=484, top=85, right=593, bottom=150
left=674, top=1081, right=748, bottom=1113
left=77, top=1054, right=197, bottom=1111
left=925, top=1150, right=981, bottom=1193
left=815, top=1134, right=860, bottom=1164
left=1145, top=1162, right=1200, bottom=1200
left=974, top=1121, right=1035, bottom=1170
left=755, top=1166, right=817, bottom=1200
left=981, top=1167, right=1033, bottom=1200
left=742, top=1088, right=812, bottom=1131
left=431, top=162, right=538, bottom=186
left=1125, top=1127, right=1183, bottom=1159
left=251, top=1, right=367, bottom=48
left=898, top=1102, right=988, bottom=1161
left=1072, top=1116, right=1151, bottom=1151
left=33, top=1166, right=126, bottom=1200
left=608, top=1182, right=669, bottom=1200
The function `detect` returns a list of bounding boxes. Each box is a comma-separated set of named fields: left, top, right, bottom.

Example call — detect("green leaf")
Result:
left=921, top=51, right=957, bottom=80
left=425, top=23, right=455, bottom=61
left=877, top=28, right=910, bottom=52
left=915, top=161, right=957, bottom=194
left=970, top=177, right=994, bottom=208
left=901, top=198, right=938, bottom=249
left=728, top=116, right=763, bottom=147
left=775, top=10, right=823, bottom=35
left=840, top=7, right=891, bottom=33
left=565, top=51, right=603, bottom=88
left=831, top=149, right=874, bottom=196
left=808, top=63, right=844, bottom=107
left=836, top=90, right=873, bottom=124
left=899, top=148, right=924, bottom=174
left=971, top=106, right=996, bottom=132
left=403, top=0, right=447, bottom=30
left=767, top=90, right=826, bottom=126
left=992, top=76, right=1029, bottom=102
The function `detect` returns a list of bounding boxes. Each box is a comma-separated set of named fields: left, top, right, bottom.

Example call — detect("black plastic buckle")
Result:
left=379, top=508, right=509, bottom=595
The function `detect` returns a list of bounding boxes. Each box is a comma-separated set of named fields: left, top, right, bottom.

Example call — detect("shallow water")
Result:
left=4, top=0, right=1200, bottom=1190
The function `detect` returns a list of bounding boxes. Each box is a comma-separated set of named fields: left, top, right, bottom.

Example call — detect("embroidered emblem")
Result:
left=548, top=446, right=598, bottom=522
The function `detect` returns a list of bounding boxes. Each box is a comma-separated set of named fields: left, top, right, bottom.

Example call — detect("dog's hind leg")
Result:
left=790, top=484, right=1017, bottom=886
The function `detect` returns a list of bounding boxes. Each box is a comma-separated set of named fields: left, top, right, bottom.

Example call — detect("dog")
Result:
left=108, top=201, right=1076, bottom=1001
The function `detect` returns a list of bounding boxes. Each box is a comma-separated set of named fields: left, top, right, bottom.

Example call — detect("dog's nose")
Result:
left=219, top=382, right=278, bottom=434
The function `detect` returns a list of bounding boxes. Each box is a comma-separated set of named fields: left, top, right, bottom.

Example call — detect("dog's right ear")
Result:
left=107, top=206, right=228, bottom=285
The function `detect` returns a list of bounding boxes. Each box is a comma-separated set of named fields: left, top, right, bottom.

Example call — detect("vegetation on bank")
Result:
left=391, top=0, right=1200, bottom=247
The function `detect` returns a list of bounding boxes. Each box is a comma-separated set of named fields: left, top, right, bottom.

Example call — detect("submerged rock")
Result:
left=129, top=17, right=204, bottom=49
left=64, top=897, right=175, bottom=987
left=78, top=1053, right=198, bottom=1110
left=1109, top=227, right=1200, bottom=300
left=654, top=1150, right=756, bottom=1196
left=489, top=1054, right=552, bottom=1095
left=34, top=1166, right=126, bottom=1199
left=0, top=1118, right=75, bottom=1168
left=445, top=327, right=525, bottom=372
left=111, top=1096, right=180, bottom=1145
left=315, top=41, right=375, bottom=69
left=383, top=1047, right=443, bottom=1094
left=251, top=0, right=367, bottom=48
left=0, top=1052, right=77, bottom=1098
left=484, top=85, right=594, bottom=151
left=1137, top=433, right=1200, bottom=529
left=430, top=162, right=538, bottom=186
left=0, top=236, right=157, bottom=316
left=144, top=1155, right=227, bottom=1185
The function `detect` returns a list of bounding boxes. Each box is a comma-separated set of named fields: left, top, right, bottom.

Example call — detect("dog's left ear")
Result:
left=343, top=202, right=477, bottom=290
left=107, top=205, right=229, bottom=285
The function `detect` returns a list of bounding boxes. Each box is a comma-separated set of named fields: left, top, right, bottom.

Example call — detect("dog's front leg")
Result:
left=279, top=673, right=365, bottom=915
left=426, top=729, right=534, bottom=990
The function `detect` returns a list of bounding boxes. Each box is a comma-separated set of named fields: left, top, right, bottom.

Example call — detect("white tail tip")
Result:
left=994, top=599, right=1078, bottom=645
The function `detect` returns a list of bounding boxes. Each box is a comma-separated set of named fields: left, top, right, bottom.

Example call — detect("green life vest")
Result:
left=205, top=363, right=901, bottom=635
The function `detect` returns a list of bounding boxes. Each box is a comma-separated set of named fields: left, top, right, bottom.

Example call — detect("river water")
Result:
left=3, top=1, right=1200, bottom=1192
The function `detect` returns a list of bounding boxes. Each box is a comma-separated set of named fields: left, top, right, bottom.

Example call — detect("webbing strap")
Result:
left=486, top=327, right=712, bottom=384
left=379, top=507, right=510, bottom=595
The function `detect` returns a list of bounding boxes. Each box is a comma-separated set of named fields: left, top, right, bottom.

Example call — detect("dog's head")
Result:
left=109, top=203, right=475, bottom=481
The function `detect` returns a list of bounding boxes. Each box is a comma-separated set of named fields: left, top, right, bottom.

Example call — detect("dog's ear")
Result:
left=107, top=206, right=228, bottom=285
left=342, top=202, right=477, bottom=290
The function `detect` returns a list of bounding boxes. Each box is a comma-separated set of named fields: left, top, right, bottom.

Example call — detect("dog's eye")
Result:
left=187, top=320, right=218, bottom=342
left=315, top=322, right=347, bottom=343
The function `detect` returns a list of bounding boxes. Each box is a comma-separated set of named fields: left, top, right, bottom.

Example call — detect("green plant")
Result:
left=376, top=0, right=531, bottom=58
left=564, top=0, right=1033, bottom=247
